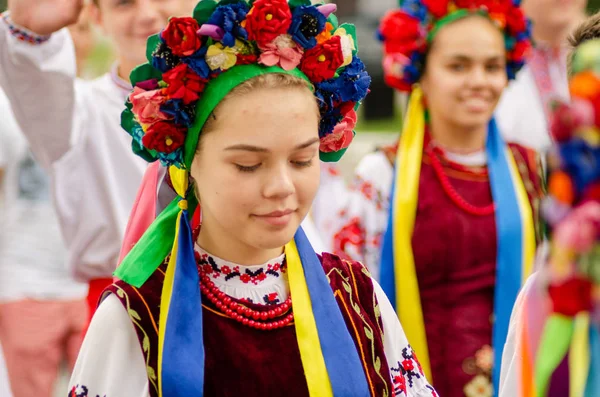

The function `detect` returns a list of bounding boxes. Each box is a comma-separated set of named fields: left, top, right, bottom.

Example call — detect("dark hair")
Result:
left=568, top=12, right=600, bottom=75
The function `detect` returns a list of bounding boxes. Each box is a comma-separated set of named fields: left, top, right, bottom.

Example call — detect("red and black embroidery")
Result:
left=263, top=292, right=281, bottom=305
left=196, top=251, right=286, bottom=285
left=390, top=345, right=426, bottom=395
left=68, top=385, right=105, bottom=397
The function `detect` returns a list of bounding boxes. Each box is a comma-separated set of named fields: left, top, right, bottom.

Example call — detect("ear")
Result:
left=89, top=2, right=106, bottom=35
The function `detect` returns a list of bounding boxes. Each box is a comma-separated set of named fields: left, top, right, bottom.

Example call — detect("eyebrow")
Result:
left=224, top=137, right=320, bottom=153
left=447, top=54, right=504, bottom=62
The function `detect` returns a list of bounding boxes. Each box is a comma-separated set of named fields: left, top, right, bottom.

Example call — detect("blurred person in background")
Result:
left=0, top=7, right=98, bottom=397
left=0, top=0, right=196, bottom=327
left=334, top=0, right=544, bottom=395
left=495, top=0, right=587, bottom=152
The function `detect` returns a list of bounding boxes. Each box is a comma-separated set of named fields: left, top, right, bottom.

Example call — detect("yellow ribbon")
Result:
left=570, top=312, right=591, bottom=397
left=392, top=86, right=432, bottom=381
left=285, top=240, right=334, bottom=397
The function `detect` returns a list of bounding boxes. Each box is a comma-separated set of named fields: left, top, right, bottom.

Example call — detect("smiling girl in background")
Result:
left=332, top=0, right=544, bottom=395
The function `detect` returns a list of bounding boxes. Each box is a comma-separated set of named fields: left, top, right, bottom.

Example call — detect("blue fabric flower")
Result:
left=181, top=46, right=210, bottom=79
left=315, top=87, right=336, bottom=113
left=160, top=99, right=196, bottom=127
left=560, top=139, right=600, bottom=196
left=319, top=105, right=344, bottom=137
left=289, top=5, right=326, bottom=49
left=207, top=3, right=249, bottom=48
left=401, top=0, right=428, bottom=21
left=151, top=42, right=180, bottom=73
left=318, top=58, right=371, bottom=103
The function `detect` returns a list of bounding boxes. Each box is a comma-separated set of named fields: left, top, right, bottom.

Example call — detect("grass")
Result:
left=355, top=108, right=403, bottom=134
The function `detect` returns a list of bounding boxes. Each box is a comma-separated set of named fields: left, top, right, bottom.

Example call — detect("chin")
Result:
left=251, top=225, right=300, bottom=250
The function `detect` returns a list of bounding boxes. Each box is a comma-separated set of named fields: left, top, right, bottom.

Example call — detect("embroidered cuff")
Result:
left=1, top=12, right=51, bottom=45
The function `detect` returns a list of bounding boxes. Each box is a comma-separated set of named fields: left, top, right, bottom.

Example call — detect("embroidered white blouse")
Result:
left=69, top=246, right=437, bottom=397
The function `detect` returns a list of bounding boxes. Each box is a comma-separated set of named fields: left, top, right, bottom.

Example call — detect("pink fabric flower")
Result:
left=129, top=87, right=171, bottom=126
left=319, top=109, right=357, bottom=152
left=554, top=201, right=600, bottom=252
left=258, top=34, right=304, bottom=71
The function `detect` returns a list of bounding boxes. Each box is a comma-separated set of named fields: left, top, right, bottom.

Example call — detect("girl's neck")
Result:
left=196, top=224, right=284, bottom=267
left=428, top=117, right=487, bottom=154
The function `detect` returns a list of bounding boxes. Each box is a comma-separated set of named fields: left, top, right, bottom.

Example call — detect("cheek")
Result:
left=296, top=165, right=321, bottom=206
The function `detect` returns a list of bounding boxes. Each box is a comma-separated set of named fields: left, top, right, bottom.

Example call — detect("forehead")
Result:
left=203, top=87, right=319, bottom=149
left=430, top=16, right=506, bottom=59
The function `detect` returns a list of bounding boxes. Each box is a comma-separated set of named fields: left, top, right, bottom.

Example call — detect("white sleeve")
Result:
left=499, top=272, right=541, bottom=397
left=0, top=16, right=79, bottom=169
left=373, top=279, right=437, bottom=397
left=68, top=294, right=150, bottom=396
left=331, top=152, right=393, bottom=280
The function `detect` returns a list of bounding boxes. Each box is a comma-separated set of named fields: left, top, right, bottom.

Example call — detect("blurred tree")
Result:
left=0, top=0, right=6, bottom=12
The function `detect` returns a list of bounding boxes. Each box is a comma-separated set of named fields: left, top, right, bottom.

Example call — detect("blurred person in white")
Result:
left=0, top=8, right=99, bottom=397
left=0, top=0, right=198, bottom=327
left=495, top=0, right=587, bottom=152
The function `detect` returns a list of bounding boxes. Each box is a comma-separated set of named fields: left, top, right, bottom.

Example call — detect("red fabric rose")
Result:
left=163, top=64, right=207, bottom=105
left=548, top=277, right=593, bottom=317
left=161, top=17, right=202, bottom=57
left=379, top=10, right=423, bottom=56
left=509, top=40, right=530, bottom=61
left=244, top=0, right=292, bottom=48
left=506, top=7, right=527, bottom=35
left=142, top=121, right=186, bottom=153
left=423, top=0, right=450, bottom=18
left=300, top=36, right=344, bottom=83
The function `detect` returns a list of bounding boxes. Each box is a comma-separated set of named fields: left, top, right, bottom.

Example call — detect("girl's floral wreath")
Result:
left=377, top=0, right=532, bottom=92
left=120, top=0, right=371, bottom=167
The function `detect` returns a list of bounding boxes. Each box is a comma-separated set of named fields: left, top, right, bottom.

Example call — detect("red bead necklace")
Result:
left=199, top=275, right=294, bottom=331
left=427, top=146, right=495, bottom=217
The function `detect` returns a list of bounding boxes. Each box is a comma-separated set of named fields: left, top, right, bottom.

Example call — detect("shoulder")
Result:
left=507, top=142, right=542, bottom=178
left=355, top=150, right=393, bottom=178
left=319, top=252, right=372, bottom=278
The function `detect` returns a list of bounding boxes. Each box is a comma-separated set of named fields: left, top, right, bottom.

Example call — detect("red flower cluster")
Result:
left=300, top=35, right=344, bottom=83
left=163, top=64, right=207, bottom=104
left=244, top=0, right=292, bottom=49
left=380, top=11, right=424, bottom=56
left=161, top=17, right=202, bottom=57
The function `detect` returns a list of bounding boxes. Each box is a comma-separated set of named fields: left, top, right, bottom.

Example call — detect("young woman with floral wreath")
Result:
left=332, top=0, right=544, bottom=396
left=67, top=1, right=437, bottom=396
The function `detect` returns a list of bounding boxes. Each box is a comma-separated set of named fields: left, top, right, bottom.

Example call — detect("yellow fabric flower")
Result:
left=206, top=42, right=238, bottom=71
left=334, top=27, right=356, bottom=67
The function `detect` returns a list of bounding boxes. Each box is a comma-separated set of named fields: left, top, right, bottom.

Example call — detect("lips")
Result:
left=252, top=209, right=296, bottom=227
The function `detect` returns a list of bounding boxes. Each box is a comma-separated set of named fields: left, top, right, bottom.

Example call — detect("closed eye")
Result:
left=235, top=163, right=261, bottom=173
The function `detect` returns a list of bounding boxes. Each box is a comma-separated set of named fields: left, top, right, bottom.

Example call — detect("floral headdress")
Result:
left=377, top=0, right=532, bottom=91
left=522, top=39, right=600, bottom=397
left=121, top=0, right=370, bottom=168
left=114, top=1, right=373, bottom=396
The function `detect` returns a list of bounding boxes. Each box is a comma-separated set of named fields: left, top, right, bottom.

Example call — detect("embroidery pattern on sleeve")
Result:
left=2, top=12, right=51, bottom=44
left=390, top=345, right=427, bottom=396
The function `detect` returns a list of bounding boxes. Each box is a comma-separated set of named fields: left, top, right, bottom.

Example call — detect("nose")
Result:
left=262, top=163, right=295, bottom=199
left=468, top=66, right=488, bottom=88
